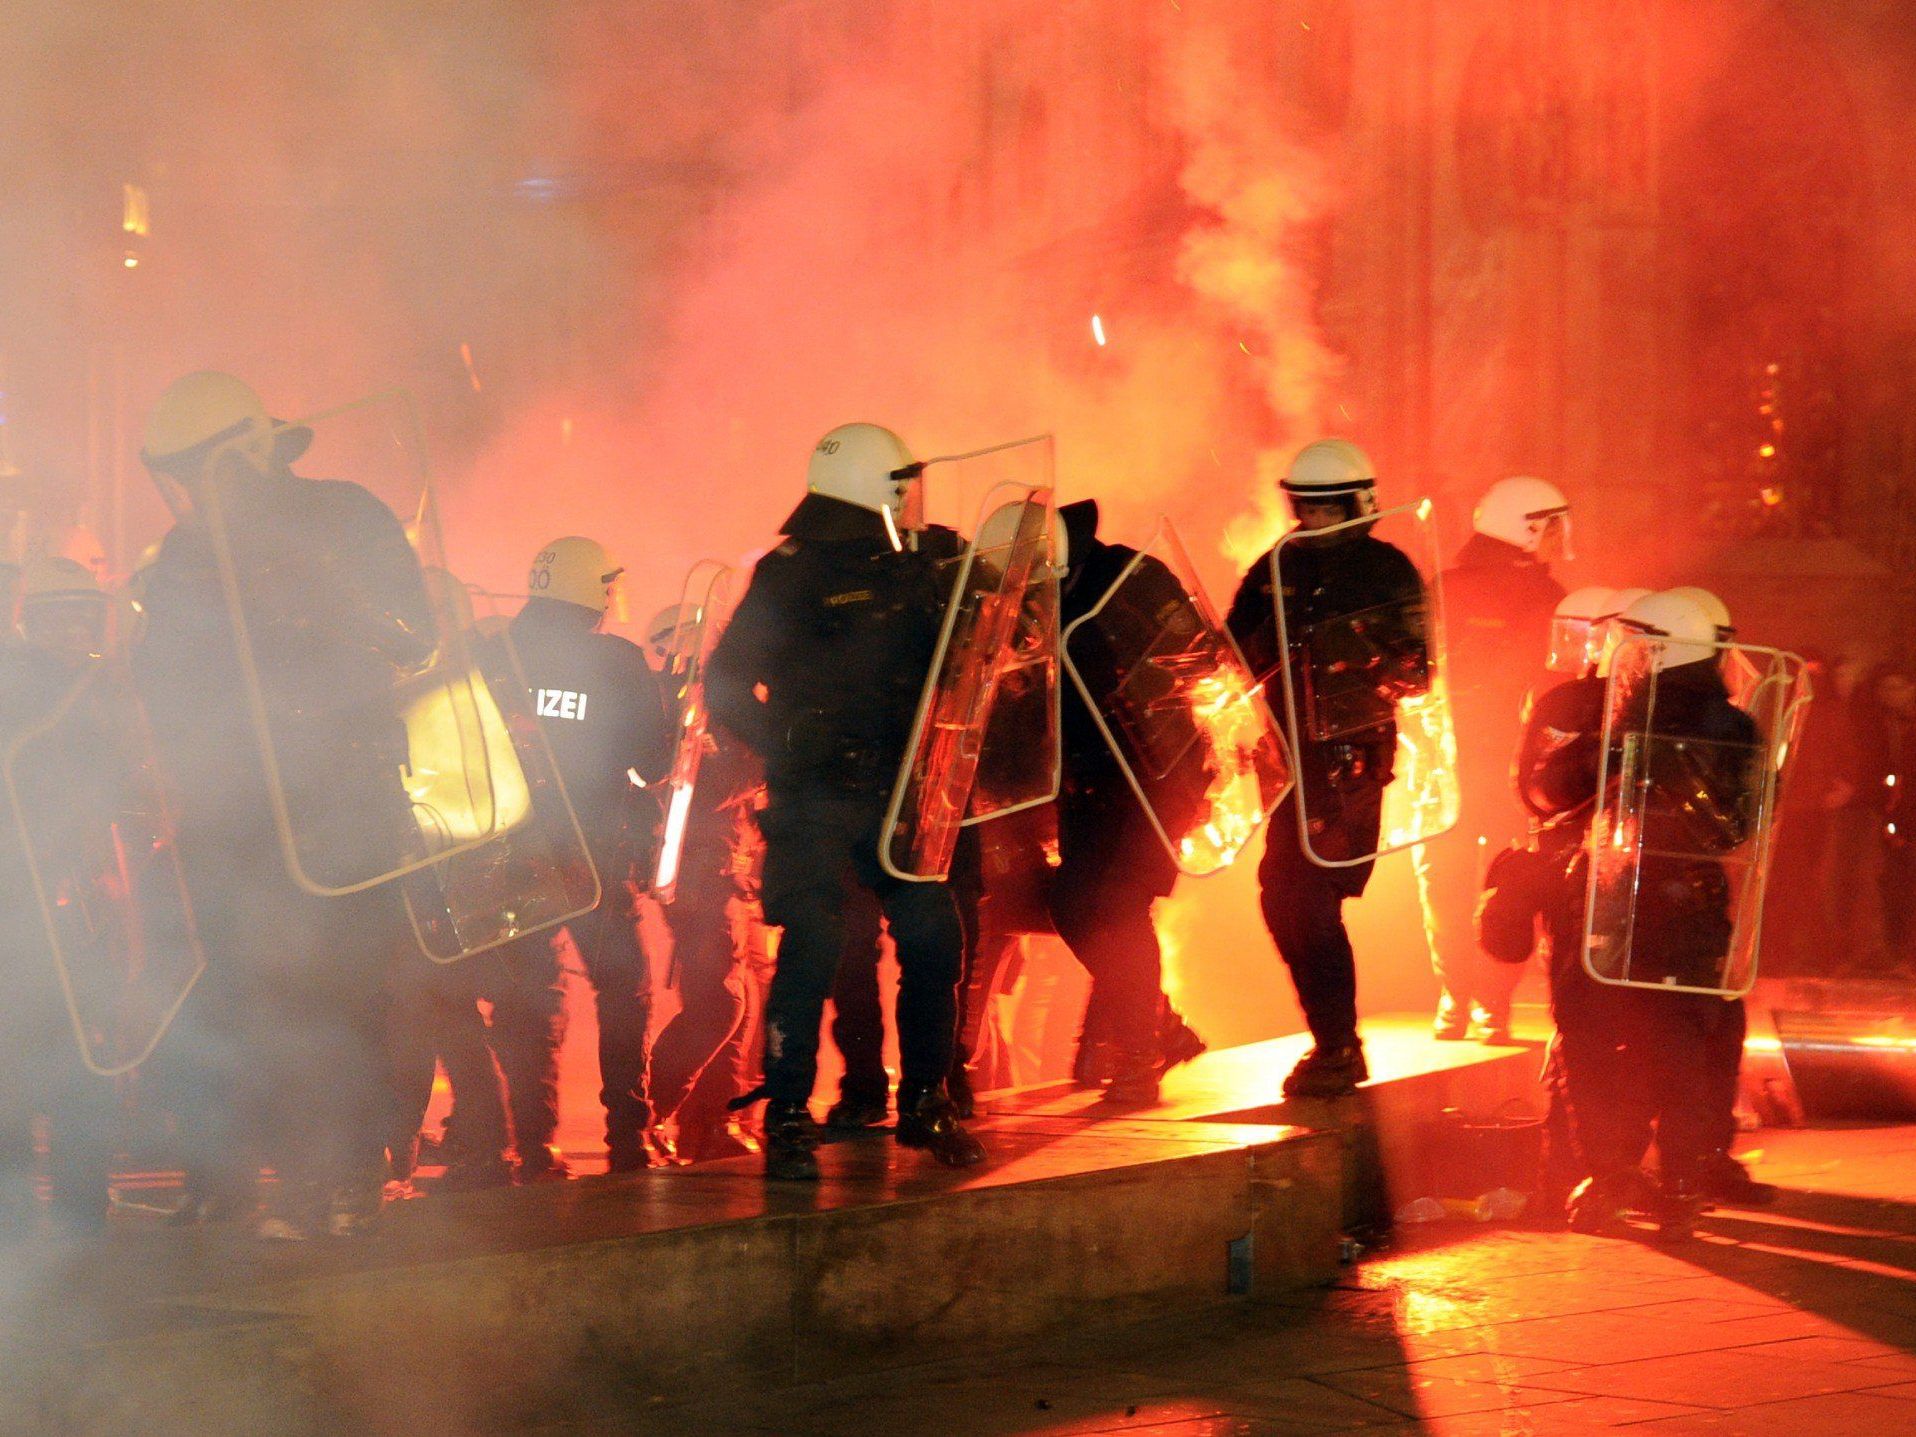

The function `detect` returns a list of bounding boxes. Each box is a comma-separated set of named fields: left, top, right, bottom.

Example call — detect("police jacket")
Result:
left=1059, top=531, right=1147, bottom=785
left=706, top=495, right=961, bottom=795
left=500, top=599, right=672, bottom=847
left=135, top=470, right=435, bottom=849
left=0, top=645, right=143, bottom=1018
left=1624, top=659, right=1763, bottom=855
left=1443, top=534, right=1563, bottom=765
left=1226, top=530, right=1426, bottom=783
left=1516, top=674, right=1606, bottom=828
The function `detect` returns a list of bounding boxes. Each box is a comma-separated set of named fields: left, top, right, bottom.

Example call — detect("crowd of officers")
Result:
left=0, top=369, right=1784, bottom=1243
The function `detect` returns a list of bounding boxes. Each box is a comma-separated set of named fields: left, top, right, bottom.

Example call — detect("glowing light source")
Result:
left=1173, top=667, right=1272, bottom=872
left=1090, top=314, right=1107, bottom=346
left=653, top=782, right=695, bottom=894
left=121, top=183, right=149, bottom=237
left=401, top=675, right=530, bottom=843
left=1382, top=686, right=1460, bottom=849
left=1758, top=443, right=1776, bottom=459
left=122, top=253, right=139, bottom=269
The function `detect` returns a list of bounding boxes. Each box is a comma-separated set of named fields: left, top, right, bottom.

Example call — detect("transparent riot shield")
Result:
left=2, top=660, right=205, bottom=1076
left=966, top=517, right=1061, bottom=828
left=1580, top=635, right=1812, bottom=996
left=881, top=436, right=1059, bottom=882
left=1063, top=519, right=1291, bottom=876
left=197, top=391, right=546, bottom=897
left=650, top=560, right=734, bottom=903
left=397, top=584, right=603, bottom=963
left=1269, top=499, right=1459, bottom=867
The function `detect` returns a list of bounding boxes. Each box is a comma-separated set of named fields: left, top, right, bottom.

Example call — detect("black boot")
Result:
left=1098, top=1049, right=1162, bottom=1107
left=824, top=1093, right=890, bottom=1131
left=1654, top=1176, right=1706, bottom=1243
left=1696, top=1149, right=1777, bottom=1208
left=763, top=1102, right=821, bottom=1182
left=1565, top=1169, right=1641, bottom=1235
left=946, top=1063, right=977, bottom=1121
left=1072, top=1037, right=1118, bottom=1090
left=1281, top=1042, right=1368, bottom=1099
left=896, top=1088, right=986, bottom=1168
left=1159, top=1008, right=1208, bottom=1073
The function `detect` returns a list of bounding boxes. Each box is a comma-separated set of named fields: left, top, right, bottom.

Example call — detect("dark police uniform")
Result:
left=1523, top=659, right=1762, bottom=1231
left=0, top=645, right=121, bottom=1232
left=1227, top=527, right=1426, bottom=1090
left=1419, top=534, right=1563, bottom=1030
left=1513, top=669, right=1606, bottom=1210
left=137, top=469, right=434, bottom=1231
left=1051, top=501, right=1186, bottom=1095
left=648, top=726, right=761, bottom=1148
left=482, top=598, right=671, bottom=1173
left=705, top=493, right=979, bottom=1172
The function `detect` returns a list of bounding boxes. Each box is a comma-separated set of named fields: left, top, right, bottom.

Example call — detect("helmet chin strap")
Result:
left=880, top=503, right=905, bottom=553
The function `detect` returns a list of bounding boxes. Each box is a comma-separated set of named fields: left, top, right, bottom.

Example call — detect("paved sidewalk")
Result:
left=549, top=1124, right=1916, bottom=1435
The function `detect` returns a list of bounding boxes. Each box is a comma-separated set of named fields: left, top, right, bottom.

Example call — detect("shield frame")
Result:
left=1061, top=516, right=1293, bottom=877
left=1577, top=634, right=1813, bottom=998
left=198, top=390, right=529, bottom=898
left=649, top=559, right=736, bottom=904
left=399, top=588, right=605, bottom=965
left=879, top=436, right=1058, bottom=883
left=1268, top=498, right=1460, bottom=868
left=2, top=660, right=208, bottom=1077
left=962, top=516, right=1063, bottom=832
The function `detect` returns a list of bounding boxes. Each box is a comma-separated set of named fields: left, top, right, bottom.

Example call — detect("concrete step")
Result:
left=0, top=1018, right=1535, bottom=1435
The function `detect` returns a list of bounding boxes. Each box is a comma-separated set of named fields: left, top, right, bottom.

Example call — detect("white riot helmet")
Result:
left=972, top=498, right=1057, bottom=578
left=528, top=536, right=625, bottom=617
left=1280, top=438, right=1377, bottom=518
left=806, top=423, right=921, bottom=525
left=1590, top=586, right=1652, bottom=675
left=18, top=555, right=108, bottom=656
left=1608, top=586, right=1652, bottom=614
left=644, top=602, right=701, bottom=664
left=1615, top=590, right=1719, bottom=673
left=1546, top=585, right=1617, bottom=674
left=1663, top=585, right=1733, bottom=642
left=1474, top=476, right=1572, bottom=559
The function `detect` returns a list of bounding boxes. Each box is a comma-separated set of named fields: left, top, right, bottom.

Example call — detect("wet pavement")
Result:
left=546, top=1124, right=1916, bottom=1435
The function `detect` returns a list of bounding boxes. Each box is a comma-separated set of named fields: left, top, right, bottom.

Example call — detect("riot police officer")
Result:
left=0, top=559, right=119, bottom=1233
left=706, top=423, right=986, bottom=1179
left=136, top=370, right=435, bottom=1238
left=641, top=604, right=760, bottom=1160
left=1419, top=477, right=1568, bottom=1043
left=1538, top=591, right=1763, bottom=1237
left=1226, top=440, right=1428, bottom=1099
left=1051, top=500, right=1204, bottom=1104
left=484, top=537, right=672, bottom=1176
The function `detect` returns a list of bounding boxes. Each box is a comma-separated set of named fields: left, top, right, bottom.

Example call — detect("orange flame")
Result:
left=1382, top=683, right=1461, bottom=849
left=1177, top=666, right=1273, bottom=872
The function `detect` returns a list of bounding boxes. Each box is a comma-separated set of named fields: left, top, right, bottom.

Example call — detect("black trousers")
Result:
left=758, top=789, right=963, bottom=1109
left=1547, top=896, right=1738, bottom=1185
left=650, top=884, right=749, bottom=1125
left=829, top=888, right=890, bottom=1105
left=488, top=877, right=651, bottom=1158
left=1051, top=797, right=1175, bottom=1061
left=386, top=954, right=507, bottom=1161
left=0, top=982, right=114, bottom=1231
left=1257, top=785, right=1382, bottom=1051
